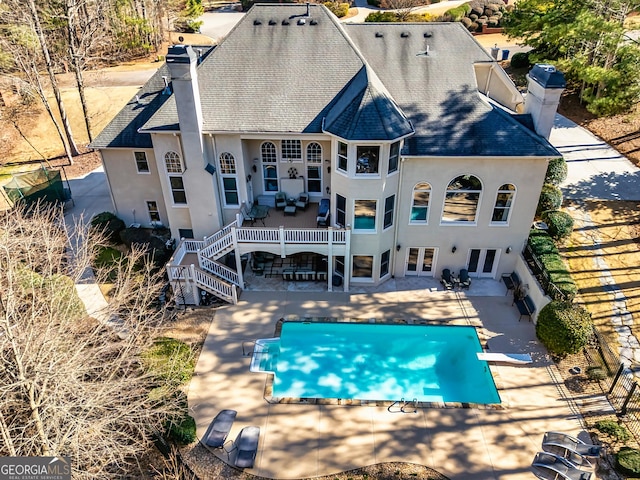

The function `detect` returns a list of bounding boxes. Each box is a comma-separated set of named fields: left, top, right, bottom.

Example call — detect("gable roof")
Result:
left=89, top=64, right=173, bottom=149
left=100, top=4, right=559, bottom=158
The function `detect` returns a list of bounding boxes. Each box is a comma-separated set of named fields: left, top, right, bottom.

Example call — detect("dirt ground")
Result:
left=563, top=200, right=640, bottom=350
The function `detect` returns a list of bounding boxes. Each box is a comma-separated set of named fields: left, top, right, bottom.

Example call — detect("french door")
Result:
left=467, top=249, right=498, bottom=277
left=405, top=247, right=435, bottom=276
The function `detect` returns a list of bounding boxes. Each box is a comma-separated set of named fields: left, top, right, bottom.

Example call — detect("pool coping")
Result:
left=259, top=316, right=508, bottom=410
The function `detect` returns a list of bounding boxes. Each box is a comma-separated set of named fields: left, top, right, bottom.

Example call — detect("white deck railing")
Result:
left=168, top=225, right=349, bottom=305
left=235, top=227, right=347, bottom=244
left=193, top=267, right=237, bottom=304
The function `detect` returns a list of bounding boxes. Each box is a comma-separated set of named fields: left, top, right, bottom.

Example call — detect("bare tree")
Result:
left=381, top=0, right=426, bottom=21
left=0, top=9, right=75, bottom=163
left=0, top=204, right=186, bottom=479
left=25, top=0, right=80, bottom=156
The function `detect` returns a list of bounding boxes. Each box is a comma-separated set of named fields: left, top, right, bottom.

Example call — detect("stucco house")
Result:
left=90, top=3, right=564, bottom=304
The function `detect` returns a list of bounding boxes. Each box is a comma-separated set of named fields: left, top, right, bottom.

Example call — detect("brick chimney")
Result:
left=524, top=64, right=566, bottom=140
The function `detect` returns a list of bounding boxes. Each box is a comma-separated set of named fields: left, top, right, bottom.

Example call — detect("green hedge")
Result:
left=542, top=210, right=574, bottom=241
left=536, top=301, right=592, bottom=356
left=365, top=11, right=399, bottom=22
left=545, top=157, right=568, bottom=186
left=528, top=230, right=578, bottom=300
left=537, top=183, right=562, bottom=216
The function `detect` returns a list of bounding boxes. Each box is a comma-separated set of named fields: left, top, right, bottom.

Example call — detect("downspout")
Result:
left=392, top=151, right=405, bottom=278
left=484, top=63, right=495, bottom=98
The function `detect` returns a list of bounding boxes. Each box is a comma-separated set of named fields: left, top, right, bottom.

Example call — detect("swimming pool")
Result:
left=256, top=322, right=500, bottom=405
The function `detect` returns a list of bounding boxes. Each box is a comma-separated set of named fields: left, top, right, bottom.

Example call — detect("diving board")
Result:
left=477, top=352, right=532, bottom=364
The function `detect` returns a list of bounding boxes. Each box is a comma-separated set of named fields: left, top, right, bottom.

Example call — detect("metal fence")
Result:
left=522, top=245, right=568, bottom=301
left=590, top=328, right=640, bottom=442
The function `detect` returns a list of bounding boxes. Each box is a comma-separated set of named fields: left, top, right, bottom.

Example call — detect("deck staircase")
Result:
left=167, top=213, right=350, bottom=305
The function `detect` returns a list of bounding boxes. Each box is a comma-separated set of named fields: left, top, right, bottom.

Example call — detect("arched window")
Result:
left=219, top=152, right=238, bottom=206
left=442, top=175, right=482, bottom=223
left=261, top=142, right=277, bottom=163
left=492, top=184, right=515, bottom=224
left=219, top=152, right=236, bottom=174
left=307, top=142, right=322, bottom=193
left=164, top=151, right=185, bottom=204
left=410, top=182, right=431, bottom=223
left=164, top=151, right=183, bottom=173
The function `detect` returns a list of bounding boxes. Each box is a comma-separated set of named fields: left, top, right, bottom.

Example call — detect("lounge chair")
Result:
left=542, top=432, right=603, bottom=460
left=233, top=426, right=260, bottom=468
left=440, top=268, right=454, bottom=290
left=275, top=192, right=287, bottom=210
left=202, top=409, right=237, bottom=448
left=295, top=192, right=309, bottom=210
left=316, top=198, right=330, bottom=227
left=532, top=451, right=592, bottom=480
left=459, top=268, right=471, bottom=289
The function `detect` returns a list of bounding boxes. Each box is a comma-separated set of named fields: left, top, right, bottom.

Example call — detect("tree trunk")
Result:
left=67, top=0, right=93, bottom=142
left=27, top=0, right=80, bottom=159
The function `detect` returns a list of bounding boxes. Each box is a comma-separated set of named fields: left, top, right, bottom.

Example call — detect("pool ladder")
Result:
left=388, top=397, right=418, bottom=413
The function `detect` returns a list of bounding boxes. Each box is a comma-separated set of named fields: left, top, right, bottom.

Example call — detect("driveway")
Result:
left=552, top=114, right=640, bottom=202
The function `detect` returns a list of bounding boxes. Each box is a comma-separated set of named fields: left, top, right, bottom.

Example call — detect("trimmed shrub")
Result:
left=445, top=4, right=471, bottom=21
left=536, top=301, right=593, bottom=357
left=324, top=1, right=349, bottom=18
left=167, top=414, right=196, bottom=445
left=365, top=11, right=399, bottom=22
left=528, top=229, right=558, bottom=256
left=617, top=447, right=640, bottom=476
left=542, top=210, right=574, bottom=241
left=461, top=17, right=472, bottom=28
left=537, top=183, right=562, bottom=215
left=596, top=419, right=630, bottom=442
left=545, top=157, right=568, bottom=185
left=510, top=52, right=530, bottom=69
left=527, top=229, right=578, bottom=299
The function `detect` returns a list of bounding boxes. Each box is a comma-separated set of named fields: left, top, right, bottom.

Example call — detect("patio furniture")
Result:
left=284, top=205, right=296, bottom=216
left=502, top=271, right=520, bottom=296
left=542, top=432, right=603, bottom=460
left=514, top=294, right=535, bottom=321
left=275, top=192, right=287, bottom=210
left=532, top=451, right=592, bottom=480
left=233, top=426, right=261, bottom=469
left=316, top=198, right=330, bottom=227
left=243, top=204, right=269, bottom=226
left=440, top=268, right=454, bottom=290
left=295, top=192, right=309, bottom=210
left=459, top=268, right=471, bottom=289
left=202, top=409, right=237, bottom=448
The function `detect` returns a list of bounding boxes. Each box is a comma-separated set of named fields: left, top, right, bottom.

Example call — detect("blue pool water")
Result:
left=269, top=322, right=500, bottom=404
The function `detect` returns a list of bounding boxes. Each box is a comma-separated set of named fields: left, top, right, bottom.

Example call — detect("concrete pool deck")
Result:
left=189, top=279, right=586, bottom=479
